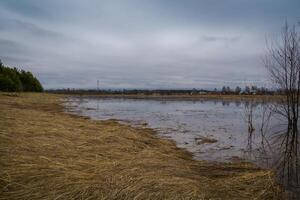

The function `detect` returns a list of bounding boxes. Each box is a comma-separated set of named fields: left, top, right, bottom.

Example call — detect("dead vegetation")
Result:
left=195, top=136, right=218, bottom=145
left=0, top=93, right=282, bottom=199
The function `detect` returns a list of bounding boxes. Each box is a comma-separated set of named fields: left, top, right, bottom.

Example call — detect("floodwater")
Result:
left=65, top=97, right=283, bottom=166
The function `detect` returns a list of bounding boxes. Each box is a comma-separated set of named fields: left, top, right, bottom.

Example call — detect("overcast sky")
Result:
left=0, top=0, right=299, bottom=89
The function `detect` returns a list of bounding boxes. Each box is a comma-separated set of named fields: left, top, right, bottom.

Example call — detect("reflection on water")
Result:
left=65, top=97, right=300, bottom=198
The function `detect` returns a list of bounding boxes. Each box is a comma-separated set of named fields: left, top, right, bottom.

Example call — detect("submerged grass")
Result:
left=0, top=93, right=282, bottom=199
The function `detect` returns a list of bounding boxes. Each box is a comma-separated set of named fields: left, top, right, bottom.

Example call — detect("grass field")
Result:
left=0, top=93, right=282, bottom=199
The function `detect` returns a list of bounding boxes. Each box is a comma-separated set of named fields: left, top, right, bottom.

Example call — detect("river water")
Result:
left=65, top=97, right=284, bottom=165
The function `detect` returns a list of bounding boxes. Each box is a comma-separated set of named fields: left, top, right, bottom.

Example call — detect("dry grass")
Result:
left=0, top=93, right=282, bottom=200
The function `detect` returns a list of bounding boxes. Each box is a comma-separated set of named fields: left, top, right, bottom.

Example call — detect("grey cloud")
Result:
left=0, top=39, right=22, bottom=50
left=0, top=19, right=54, bottom=36
left=202, top=36, right=240, bottom=42
left=0, top=0, right=299, bottom=89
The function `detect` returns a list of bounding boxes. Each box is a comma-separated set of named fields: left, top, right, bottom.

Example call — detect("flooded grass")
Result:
left=195, top=136, right=218, bottom=145
left=0, top=93, right=282, bottom=199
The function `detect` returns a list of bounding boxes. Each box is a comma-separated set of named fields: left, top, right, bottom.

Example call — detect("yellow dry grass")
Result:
left=0, top=93, right=282, bottom=200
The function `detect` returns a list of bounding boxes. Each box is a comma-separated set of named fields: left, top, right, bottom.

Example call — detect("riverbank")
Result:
left=0, top=93, right=282, bottom=199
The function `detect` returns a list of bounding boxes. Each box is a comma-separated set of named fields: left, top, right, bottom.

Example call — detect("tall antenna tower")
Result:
left=97, top=80, right=99, bottom=92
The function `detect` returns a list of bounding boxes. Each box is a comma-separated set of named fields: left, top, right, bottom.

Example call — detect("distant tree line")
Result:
left=47, top=88, right=209, bottom=95
left=47, top=86, right=277, bottom=95
left=220, top=85, right=271, bottom=95
left=0, top=60, right=43, bottom=92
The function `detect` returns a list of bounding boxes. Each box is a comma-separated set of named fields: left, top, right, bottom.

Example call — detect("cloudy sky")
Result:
left=0, top=0, right=299, bottom=89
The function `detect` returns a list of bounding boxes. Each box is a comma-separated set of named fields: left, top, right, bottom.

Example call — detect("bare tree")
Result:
left=264, top=22, right=300, bottom=187
left=244, top=101, right=255, bottom=135
left=244, top=100, right=255, bottom=159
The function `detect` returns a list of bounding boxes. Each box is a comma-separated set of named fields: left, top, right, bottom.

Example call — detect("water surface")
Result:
left=65, top=97, right=281, bottom=165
